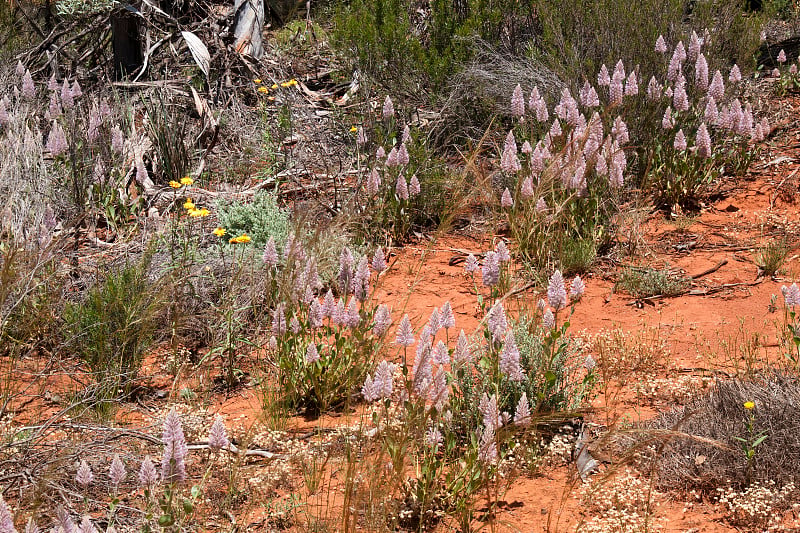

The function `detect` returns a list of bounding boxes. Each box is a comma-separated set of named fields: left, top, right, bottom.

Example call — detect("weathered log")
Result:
left=232, top=0, right=265, bottom=59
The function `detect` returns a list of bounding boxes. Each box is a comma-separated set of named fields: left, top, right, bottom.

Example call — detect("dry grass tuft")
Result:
left=644, top=373, right=800, bottom=493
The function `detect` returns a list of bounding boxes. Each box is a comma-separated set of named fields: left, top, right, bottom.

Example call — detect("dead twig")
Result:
left=690, top=259, right=728, bottom=280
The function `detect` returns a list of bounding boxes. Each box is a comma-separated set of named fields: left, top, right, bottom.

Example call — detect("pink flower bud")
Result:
left=655, top=35, right=667, bottom=53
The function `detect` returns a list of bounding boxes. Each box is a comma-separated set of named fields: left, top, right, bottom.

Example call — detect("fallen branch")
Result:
left=188, top=442, right=283, bottom=459
left=690, top=259, right=728, bottom=280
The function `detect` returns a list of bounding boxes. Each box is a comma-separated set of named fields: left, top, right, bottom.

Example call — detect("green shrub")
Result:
left=216, top=191, right=291, bottom=251
left=331, top=0, right=536, bottom=98
left=754, top=238, right=789, bottom=277
left=533, top=0, right=762, bottom=90
left=616, top=266, right=691, bottom=298
left=64, top=252, right=165, bottom=399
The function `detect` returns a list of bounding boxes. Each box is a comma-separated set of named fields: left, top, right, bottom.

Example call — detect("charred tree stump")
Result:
left=111, top=7, right=143, bottom=80
left=758, top=37, right=800, bottom=68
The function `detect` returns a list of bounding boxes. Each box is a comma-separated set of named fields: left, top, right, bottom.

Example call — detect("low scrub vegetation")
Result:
left=2, top=0, right=800, bottom=531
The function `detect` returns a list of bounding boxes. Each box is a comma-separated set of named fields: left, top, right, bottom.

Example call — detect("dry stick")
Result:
left=10, top=423, right=285, bottom=459
left=188, top=442, right=283, bottom=459
left=690, top=259, right=728, bottom=280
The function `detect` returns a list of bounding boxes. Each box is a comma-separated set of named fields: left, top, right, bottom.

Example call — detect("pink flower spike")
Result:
left=521, top=175, right=535, bottom=198
left=395, top=174, right=409, bottom=200
left=21, top=70, right=35, bottom=99
left=597, top=64, right=610, bottom=87
left=208, top=415, right=230, bottom=451
left=109, top=454, right=126, bottom=488
left=395, top=314, right=415, bottom=346
left=729, top=64, right=742, bottom=83
left=655, top=35, right=667, bottom=53
left=674, top=129, right=687, bottom=151
left=382, top=96, right=394, bottom=120
left=501, top=188, right=513, bottom=208
left=409, top=174, right=421, bottom=196
left=696, top=122, right=712, bottom=158
left=511, top=83, right=525, bottom=118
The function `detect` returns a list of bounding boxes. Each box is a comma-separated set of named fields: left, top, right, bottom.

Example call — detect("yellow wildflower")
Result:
left=180, top=176, right=194, bottom=186
left=183, top=199, right=195, bottom=210
left=169, top=180, right=181, bottom=188
left=289, top=79, right=298, bottom=86
left=350, top=126, right=358, bottom=133
left=280, top=81, right=290, bottom=88
left=254, top=78, right=262, bottom=84
left=744, top=401, right=755, bottom=410
left=212, top=227, right=226, bottom=237
left=258, top=86, right=268, bottom=94
left=196, top=208, right=210, bottom=217
left=271, top=83, right=278, bottom=89
left=188, top=208, right=202, bottom=217
left=229, top=233, right=252, bottom=244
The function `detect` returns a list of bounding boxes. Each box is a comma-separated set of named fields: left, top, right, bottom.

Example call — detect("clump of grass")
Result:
left=754, top=237, right=789, bottom=277
left=616, top=266, right=690, bottom=298
left=643, top=373, right=800, bottom=494
left=559, top=237, right=598, bottom=276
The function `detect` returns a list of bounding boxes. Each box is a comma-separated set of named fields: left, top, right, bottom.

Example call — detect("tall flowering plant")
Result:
left=354, top=96, right=439, bottom=243
left=357, top=263, right=594, bottom=530
left=644, top=33, right=762, bottom=212
left=499, top=30, right=766, bottom=270
left=268, top=242, right=393, bottom=413
left=3, top=68, right=138, bottom=232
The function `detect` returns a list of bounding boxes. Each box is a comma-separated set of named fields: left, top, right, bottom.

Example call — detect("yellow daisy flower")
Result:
left=257, top=86, right=268, bottom=94
left=212, top=227, right=226, bottom=237
left=183, top=199, right=195, bottom=210
left=169, top=180, right=181, bottom=188
left=180, top=176, right=194, bottom=186
left=229, top=233, right=252, bottom=244
left=254, top=78, right=262, bottom=84
left=350, top=126, right=358, bottom=133
left=744, top=401, right=755, bottom=410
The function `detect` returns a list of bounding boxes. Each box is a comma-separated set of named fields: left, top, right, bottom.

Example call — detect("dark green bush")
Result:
left=331, top=0, right=536, bottom=97
left=64, top=252, right=165, bottom=399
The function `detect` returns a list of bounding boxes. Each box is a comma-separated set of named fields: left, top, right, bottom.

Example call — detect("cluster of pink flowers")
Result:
left=782, top=283, right=800, bottom=307
left=500, top=81, right=631, bottom=208
left=500, top=29, right=770, bottom=214
left=267, top=243, right=393, bottom=368
left=536, top=270, right=585, bottom=330
left=366, top=104, right=422, bottom=202
left=4, top=410, right=231, bottom=532
left=651, top=32, right=770, bottom=156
